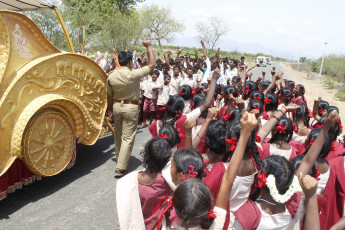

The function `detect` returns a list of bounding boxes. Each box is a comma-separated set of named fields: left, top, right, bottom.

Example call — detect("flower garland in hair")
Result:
left=315, top=124, right=322, bottom=128
left=226, top=138, right=238, bottom=151
left=266, top=174, right=302, bottom=203
left=245, top=86, right=250, bottom=95
left=319, top=108, right=325, bottom=114
left=159, top=134, right=169, bottom=140
left=331, top=141, right=335, bottom=151
left=254, top=96, right=261, bottom=101
left=232, top=104, right=237, bottom=109
left=179, top=90, right=184, bottom=96
left=189, top=103, right=195, bottom=110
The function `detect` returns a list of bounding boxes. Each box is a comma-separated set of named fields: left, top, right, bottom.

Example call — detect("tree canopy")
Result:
left=195, top=17, right=230, bottom=51
left=25, top=0, right=184, bottom=52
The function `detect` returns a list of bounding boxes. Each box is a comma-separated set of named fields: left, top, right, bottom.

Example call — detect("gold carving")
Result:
left=22, top=110, right=74, bottom=176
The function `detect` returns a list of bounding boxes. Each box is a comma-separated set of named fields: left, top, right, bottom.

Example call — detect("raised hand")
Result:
left=142, top=40, right=151, bottom=47
left=184, top=118, right=197, bottom=130
left=324, top=110, right=340, bottom=126
left=212, top=68, right=221, bottom=80
left=298, top=173, right=317, bottom=198
left=240, top=112, right=258, bottom=135
left=206, top=107, right=219, bottom=121
left=284, top=104, right=299, bottom=113
left=217, top=94, right=222, bottom=101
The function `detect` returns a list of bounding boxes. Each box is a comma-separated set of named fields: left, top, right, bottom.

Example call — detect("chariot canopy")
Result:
left=0, top=0, right=54, bottom=11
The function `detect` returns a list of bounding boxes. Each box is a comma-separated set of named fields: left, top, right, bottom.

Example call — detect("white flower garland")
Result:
left=266, top=174, right=302, bottom=203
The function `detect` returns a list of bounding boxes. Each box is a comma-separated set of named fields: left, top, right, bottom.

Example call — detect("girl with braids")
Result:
left=203, top=113, right=263, bottom=229
left=312, top=97, right=329, bottom=123
left=262, top=92, right=279, bottom=121
left=202, top=120, right=227, bottom=172
left=148, top=68, right=220, bottom=150
left=116, top=137, right=172, bottom=230
left=291, top=103, right=311, bottom=143
left=216, top=85, right=239, bottom=119
left=293, top=84, right=307, bottom=105
left=279, top=87, right=293, bottom=106
left=234, top=155, right=320, bottom=230
left=314, top=108, right=344, bottom=161
left=155, top=112, right=259, bottom=230
left=178, top=84, right=193, bottom=115
left=259, top=117, right=298, bottom=161
left=242, top=80, right=257, bottom=101
left=249, top=90, right=265, bottom=104
left=295, top=110, right=345, bottom=230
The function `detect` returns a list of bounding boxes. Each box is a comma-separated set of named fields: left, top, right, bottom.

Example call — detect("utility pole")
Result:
left=319, top=42, right=328, bottom=78
left=297, top=49, right=302, bottom=70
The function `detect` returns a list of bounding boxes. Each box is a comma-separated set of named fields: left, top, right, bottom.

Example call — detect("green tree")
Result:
left=139, top=4, right=185, bottom=49
left=195, top=17, right=230, bottom=51
left=299, top=57, right=307, bottom=63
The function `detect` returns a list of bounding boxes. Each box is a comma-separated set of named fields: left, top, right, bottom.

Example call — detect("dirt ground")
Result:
left=280, top=62, right=344, bottom=137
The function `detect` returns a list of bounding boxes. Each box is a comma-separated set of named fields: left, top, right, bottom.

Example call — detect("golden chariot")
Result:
left=0, top=0, right=112, bottom=199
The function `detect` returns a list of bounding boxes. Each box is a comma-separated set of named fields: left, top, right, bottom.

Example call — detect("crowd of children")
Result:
left=116, top=42, right=345, bottom=230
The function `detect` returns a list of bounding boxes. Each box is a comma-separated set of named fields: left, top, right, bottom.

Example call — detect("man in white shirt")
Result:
left=182, top=67, right=199, bottom=88
left=224, top=59, right=238, bottom=85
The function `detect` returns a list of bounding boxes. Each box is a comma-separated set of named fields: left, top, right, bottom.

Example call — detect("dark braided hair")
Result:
left=269, top=117, right=293, bottom=144
left=265, top=92, right=278, bottom=112
left=250, top=90, right=265, bottom=104
left=171, top=179, right=214, bottom=229
left=304, top=128, right=332, bottom=159
left=158, top=125, right=181, bottom=148
left=292, top=103, right=310, bottom=131
left=163, top=95, right=185, bottom=126
left=205, top=120, right=227, bottom=157
left=250, top=155, right=294, bottom=201
left=226, top=113, right=262, bottom=170
left=296, top=84, right=306, bottom=104
left=141, top=137, right=172, bottom=173
left=179, top=84, right=193, bottom=101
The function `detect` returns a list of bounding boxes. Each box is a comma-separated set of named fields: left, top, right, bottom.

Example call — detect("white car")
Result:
left=266, top=57, right=272, bottom=65
left=254, top=56, right=266, bottom=67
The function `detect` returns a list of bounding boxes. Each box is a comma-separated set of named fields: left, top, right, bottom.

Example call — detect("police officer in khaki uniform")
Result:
left=107, top=40, right=156, bottom=177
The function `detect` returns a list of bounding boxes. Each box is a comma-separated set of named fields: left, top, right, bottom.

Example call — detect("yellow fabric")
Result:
left=113, top=103, right=139, bottom=170
left=107, top=66, right=150, bottom=101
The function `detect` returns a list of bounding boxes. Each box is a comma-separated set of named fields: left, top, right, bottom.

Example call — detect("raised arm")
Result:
left=299, top=173, right=320, bottom=230
left=215, top=112, right=258, bottom=209
left=296, top=110, right=339, bottom=177
left=264, top=74, right=280, bottom=96
left=312, top=97, right=322, bottom=121
left=201, top=40, right=208, bottom=59
left=143, top=40, right=156, bottom=71
left=184, top=118, right=197, bottom=149
left=257, top=105, right=298, bottom=145
left=199, top=69, right=220, bottom=113
left=192, top=108, right=218, bottom=149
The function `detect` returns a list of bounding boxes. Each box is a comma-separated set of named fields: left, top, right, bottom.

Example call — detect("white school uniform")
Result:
left=157, top=85, right=170, bottom=106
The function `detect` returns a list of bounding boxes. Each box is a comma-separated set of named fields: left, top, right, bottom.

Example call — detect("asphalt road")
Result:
left=247, top=61, right=281, bottom=82
left=0, top=61, right=281, bottom=230
left=0, top=129, right=150, bottom=230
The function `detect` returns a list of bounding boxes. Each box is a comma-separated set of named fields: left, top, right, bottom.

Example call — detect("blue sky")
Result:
left=138, top=0, right=345, bottom=59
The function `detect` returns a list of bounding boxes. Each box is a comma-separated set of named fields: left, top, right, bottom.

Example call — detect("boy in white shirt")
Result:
left=156, top=74, right=171, bottom=119
left=169, top=65, right=182, bottom=95
left=140, top=70, right=162, bottom=128
left=182, top=67, right=199, bottom=88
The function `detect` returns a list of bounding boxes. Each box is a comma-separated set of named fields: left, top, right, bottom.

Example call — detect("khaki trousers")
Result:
left=113, top=102, right=139, bottom=170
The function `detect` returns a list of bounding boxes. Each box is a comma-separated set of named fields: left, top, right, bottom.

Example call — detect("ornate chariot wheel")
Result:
left=22, top=109, right=75, bottom=176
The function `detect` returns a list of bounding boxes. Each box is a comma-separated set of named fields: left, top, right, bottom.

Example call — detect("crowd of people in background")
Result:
left=109, top=40, right=345, bottom=230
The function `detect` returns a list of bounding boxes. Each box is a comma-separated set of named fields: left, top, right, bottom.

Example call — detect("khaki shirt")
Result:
left=107, top=66, right=151, bottom=101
